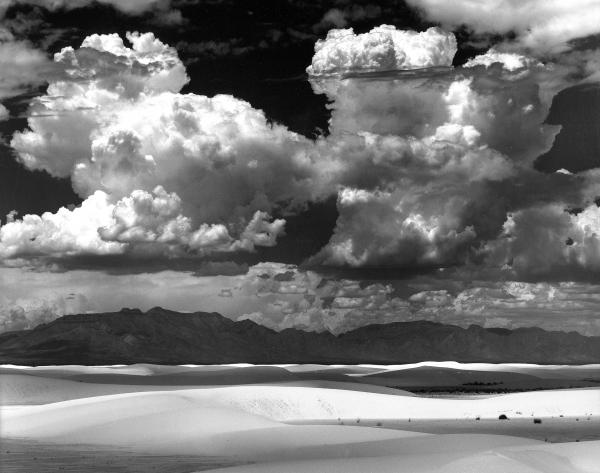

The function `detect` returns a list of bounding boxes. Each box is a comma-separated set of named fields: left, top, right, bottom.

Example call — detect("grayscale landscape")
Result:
left=1, top=0, right=600, bottom=471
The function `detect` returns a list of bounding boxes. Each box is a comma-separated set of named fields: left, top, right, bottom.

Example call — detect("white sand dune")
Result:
left=0, top=373, right=208, bottom=405
left=4, top=385, right=599, bottom=430
left=3, top=385, right=599, bottom=440
left=2, top=365, right=599, bottom=471
left=2, top=379, right=599, bottom=471
left=201, top=385, right=600, bottom=420
left=1, top=389, right=428, bottom=457
left=0, top=372, right=411, bottom=405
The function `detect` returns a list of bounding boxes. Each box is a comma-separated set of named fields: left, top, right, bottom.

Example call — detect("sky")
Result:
left=1, top=0, right=600, bottom=336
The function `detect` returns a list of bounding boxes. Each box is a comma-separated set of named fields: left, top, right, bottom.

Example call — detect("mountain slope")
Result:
left=1, top=307, right=599, bottom=365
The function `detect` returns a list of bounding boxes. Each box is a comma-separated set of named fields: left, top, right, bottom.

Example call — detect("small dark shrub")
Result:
left=498, top=414, right=509, bottom=420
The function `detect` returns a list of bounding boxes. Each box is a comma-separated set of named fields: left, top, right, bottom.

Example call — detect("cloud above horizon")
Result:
left=2, top=263, right=600, bottom=336
left=306, top=25, right=456, bottom=75
left=4, top=32, right=306, bottom=260
left=406, top=0, right=600, bottom=53
left=305, top=26, right=598, bottom=276
left=3, top=23, right=600, bottom=280
left=1, top=0, right=600, bottom=338
left=0, top=0, right=183, bottom=23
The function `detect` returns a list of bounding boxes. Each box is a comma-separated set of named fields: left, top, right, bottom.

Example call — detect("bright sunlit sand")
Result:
left=1, top=364, right=599, bottom=472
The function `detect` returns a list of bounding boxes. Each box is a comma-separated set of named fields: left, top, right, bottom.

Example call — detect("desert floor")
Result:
left=1, top=363, right=599, bottom=472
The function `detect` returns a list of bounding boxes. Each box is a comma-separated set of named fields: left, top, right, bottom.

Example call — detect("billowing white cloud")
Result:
left=11, top=31, right=189, bottom=177
left=4, top=26, right=600, bottom=280
left=0, top=191, right=123, bottom=259
left=307, top=48, right=565, bottom=269
left=0, top=186, right=285, bottom=260
left=406, top=0, right=600, bottom=53
left=307, top=25, right=456, bottom=75
left=5, top=32, right=313, bottom=261
left=67, top=92, right=317, bottom=223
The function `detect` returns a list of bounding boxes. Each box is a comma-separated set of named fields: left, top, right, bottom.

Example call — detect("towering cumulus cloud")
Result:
left=307, top=25, right=456, bottom=75
left=3, top=19, right=600, bottom=282
left=3, top=32, right=303, bottom=260
left=305, top=24, right=592, bottom=273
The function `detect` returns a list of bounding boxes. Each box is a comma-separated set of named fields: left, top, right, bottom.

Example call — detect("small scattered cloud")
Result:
left=0, top=0, right=185, bottom=24
left=313, top=4, right=382, bottom=32
left=2, top=263, right=600, bottom=336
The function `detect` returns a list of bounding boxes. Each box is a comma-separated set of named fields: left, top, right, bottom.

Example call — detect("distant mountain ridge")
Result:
left=1, top=307, right=599, bottom=365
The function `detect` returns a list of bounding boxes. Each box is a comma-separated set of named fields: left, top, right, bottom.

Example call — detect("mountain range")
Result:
left=1, top=307, right=599, bottom=365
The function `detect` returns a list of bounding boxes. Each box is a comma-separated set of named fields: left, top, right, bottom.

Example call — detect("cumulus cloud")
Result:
left=232, top=262, right=414, bottom=334
left=4, top=32, right=313, bottom=262
left=4, top=26, right=600, bottom=281
left=0, top=186, right=285, bottom=260
left=307, top=44, right=569, bottom=269
left=406, top=0, right=600, bottom=54
left=0, top=191, right=123, bottom=259
left=11, top=31, right=189, bottom=176
left=308, top=186, right=478, bottom=268
left=0, top=292, right=91, bottom=332
left=306, top=25, right=456, bottom=75
left=219, top=263, right=600, bottom=335
left=12, top=32, right=316, bottom=215
left=483, top=202, right=600, bottom=278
